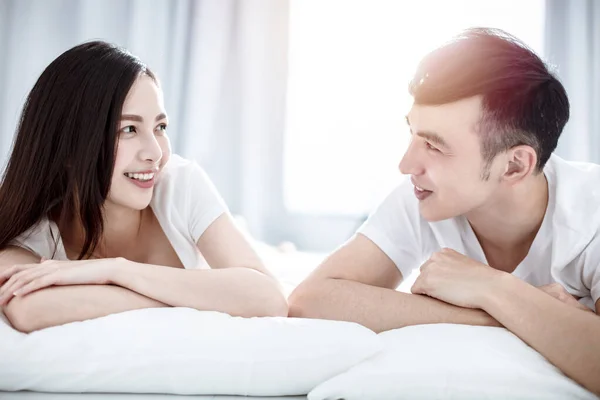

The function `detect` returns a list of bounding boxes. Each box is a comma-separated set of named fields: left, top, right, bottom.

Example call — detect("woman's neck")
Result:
left=59, top=203, right=149, bottom=259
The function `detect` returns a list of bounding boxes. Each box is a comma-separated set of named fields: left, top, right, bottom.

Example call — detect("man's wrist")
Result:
left=477, top=271, right=518, bottom=315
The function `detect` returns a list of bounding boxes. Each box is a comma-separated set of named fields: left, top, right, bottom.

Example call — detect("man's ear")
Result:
left=502, top=145, right=538, bottom=184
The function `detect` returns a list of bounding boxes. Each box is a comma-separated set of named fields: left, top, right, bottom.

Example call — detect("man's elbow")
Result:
left=288, top=281, right=322, bottom=319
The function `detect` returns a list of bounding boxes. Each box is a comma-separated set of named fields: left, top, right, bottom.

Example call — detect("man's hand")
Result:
left=411, top=248, right=505, bottom=309
left=411, top=248, right=595, bottom=314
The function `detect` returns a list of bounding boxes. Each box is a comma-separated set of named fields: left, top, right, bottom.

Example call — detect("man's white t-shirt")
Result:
left=11, top=154, right=228, bottom=270
left=358, top=154, right=600, bottom=309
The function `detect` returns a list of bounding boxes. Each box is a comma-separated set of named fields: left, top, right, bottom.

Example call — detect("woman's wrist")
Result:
left=106, top=257, right=135, bottom=286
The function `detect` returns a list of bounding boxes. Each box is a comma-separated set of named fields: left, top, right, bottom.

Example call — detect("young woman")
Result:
left=0, top=41, right=287, bottom=333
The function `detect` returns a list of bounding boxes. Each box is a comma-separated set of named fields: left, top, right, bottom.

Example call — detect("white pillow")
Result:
left=0, top=308, right=382, bottom=396
left=309, top=324, right=598, bottom=400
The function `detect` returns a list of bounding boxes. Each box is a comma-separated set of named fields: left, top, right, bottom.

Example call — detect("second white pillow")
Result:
left=309, top=324, right=598, bottom=400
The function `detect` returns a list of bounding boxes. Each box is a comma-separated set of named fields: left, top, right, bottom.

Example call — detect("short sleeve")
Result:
left=185, top=161, right=229, bottom=243
left=553, top=232, right=600, bottom=307
left=590, top=264, right=600, bottom=307
left=357, top=179, right=424, bottom=279
left=8, top=219, right=65, bottom=260
left=581, top=236, right=600, bottom=306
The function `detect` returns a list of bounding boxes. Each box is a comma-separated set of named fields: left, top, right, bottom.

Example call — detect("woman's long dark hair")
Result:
left=0, top=41, right=154, bottom=259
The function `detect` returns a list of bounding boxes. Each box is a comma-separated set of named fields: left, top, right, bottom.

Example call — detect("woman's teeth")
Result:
left=415, top=186, right=425, bottom=192
left=125, top=172, right=155, bottom=181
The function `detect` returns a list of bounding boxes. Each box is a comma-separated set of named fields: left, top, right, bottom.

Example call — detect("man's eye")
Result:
left=426, top=142, right=440, bottom=152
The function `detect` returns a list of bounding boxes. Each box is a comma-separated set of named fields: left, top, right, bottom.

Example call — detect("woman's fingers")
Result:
left=0, top=265, right=54, bottom=305
left=13, top=272, right=60, bottom=297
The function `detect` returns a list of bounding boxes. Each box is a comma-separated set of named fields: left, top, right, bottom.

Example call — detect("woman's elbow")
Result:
left=240, top=272, right=288, bottom=318
left=263, top=292, right=289, bottom=317
left=4, top=297, right=38, bottom=333
left=254, top=281, right=289, bottom=317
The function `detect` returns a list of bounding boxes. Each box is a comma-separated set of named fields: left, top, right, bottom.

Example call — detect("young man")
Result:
left=289, top=28, right=600, bottom=395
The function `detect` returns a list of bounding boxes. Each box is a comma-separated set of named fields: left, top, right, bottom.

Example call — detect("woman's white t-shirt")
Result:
left=358, top=154, right=600, bottom=309
left=11, top=155, right=228, bottom=270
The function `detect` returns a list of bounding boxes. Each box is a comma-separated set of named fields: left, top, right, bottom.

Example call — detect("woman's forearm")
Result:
left=4, top=284, right=167, bottom=333
left=111, top=259, right=288, bottom=318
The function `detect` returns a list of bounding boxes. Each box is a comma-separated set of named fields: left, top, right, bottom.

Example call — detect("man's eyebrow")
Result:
left=415, top=130, right=450, bottom=149
left=405, top=115, right=450, bottom=149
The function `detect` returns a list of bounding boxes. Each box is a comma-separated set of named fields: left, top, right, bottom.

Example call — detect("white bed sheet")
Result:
left=0, top=393, right=306, bottom=400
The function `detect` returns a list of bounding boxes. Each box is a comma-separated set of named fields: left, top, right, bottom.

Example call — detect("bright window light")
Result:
left=284, top=0, right=545, bottom=216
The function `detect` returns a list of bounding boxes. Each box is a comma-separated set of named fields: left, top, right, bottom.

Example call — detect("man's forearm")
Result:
left=289, top=278, right=500, bottom=333
left=482, top=275, right=600, bottom=396
left=4, top=285, right=167, bottom=333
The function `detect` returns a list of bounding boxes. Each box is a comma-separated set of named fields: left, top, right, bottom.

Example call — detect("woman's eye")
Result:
left=156, top=124, right=168, bottom=135
left=120, top=126, right=136, bottom=135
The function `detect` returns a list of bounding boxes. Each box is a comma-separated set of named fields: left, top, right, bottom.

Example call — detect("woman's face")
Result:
left=106, top=74, right=172, bottom=211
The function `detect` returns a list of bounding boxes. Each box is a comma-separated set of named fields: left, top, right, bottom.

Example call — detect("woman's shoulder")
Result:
left=9, top=218, right=63, bottom=259
left=157, top=154, right=208, bottom=185
left=152, top=154, right=226, bottom=212
left=150, top=154, right=228, bottom=245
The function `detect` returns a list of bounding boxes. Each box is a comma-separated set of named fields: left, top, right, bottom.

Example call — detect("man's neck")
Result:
left=465, top=173, right=549, bottom=253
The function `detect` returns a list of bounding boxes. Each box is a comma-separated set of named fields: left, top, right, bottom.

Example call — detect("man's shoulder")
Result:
left=548, top=154, right=600, bottom=193
left=364, top=178, right=463, bottom=243
left=547, top=154, right=600, bottom=226
left=545, top=154, right=600, bottom=268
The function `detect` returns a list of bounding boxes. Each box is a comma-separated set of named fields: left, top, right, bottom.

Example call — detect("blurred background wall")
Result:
left=0, top=0, right=598, bottom=252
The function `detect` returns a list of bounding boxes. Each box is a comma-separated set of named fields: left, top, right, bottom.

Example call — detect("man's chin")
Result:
left=418, top=204, right=454, bottom=222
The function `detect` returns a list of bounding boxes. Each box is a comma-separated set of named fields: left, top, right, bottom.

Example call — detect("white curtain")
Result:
left=545, top=0, right=600, bottom=163
left=0, top=0, right=289, bottom=243
left=0, top=0, right=192, bottom=160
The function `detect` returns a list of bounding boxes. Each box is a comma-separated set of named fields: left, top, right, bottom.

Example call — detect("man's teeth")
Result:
left=125, top=172, right=155, bottom=181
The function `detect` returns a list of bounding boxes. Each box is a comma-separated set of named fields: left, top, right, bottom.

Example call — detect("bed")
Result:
left=1, top=244, right=598, bottom=399
left=0, top=393, right=306, bottom=399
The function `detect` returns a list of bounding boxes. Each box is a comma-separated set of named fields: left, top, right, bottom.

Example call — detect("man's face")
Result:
left=400, top=95, right=506, bottom=222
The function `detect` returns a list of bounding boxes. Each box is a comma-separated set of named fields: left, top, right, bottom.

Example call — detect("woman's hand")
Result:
left=0, top=257, right=123, bottom=306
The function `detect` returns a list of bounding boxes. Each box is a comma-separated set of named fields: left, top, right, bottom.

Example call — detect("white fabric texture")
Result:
left=0, top=308, right=382, bottom=396
left=358, top=153, right=600, bottom=308
left=10, top=154, right=227, bottom=270
left=308, top=324, right=599, bottom=400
